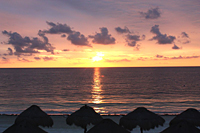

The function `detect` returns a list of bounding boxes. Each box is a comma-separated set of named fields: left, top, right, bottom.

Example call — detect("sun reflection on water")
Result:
left=91, top=67, right=106, bottom=113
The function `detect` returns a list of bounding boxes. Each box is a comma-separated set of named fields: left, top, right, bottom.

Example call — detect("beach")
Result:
left=0, top=115, right=175, bottom=133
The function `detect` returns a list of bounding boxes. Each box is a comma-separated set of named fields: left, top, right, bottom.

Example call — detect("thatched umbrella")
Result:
left=170, top=108, right=200, bottom=126
left=15, top=105, right=53, bottom=127
left=160, top=120, right=200, bottom=133
left=66, top=104, right=103, bottom=133
left=3, top=120, right=48, bottom=133
left=87, top=118, right=130, bottom=133
left=119, top=107, right=165, bottom=133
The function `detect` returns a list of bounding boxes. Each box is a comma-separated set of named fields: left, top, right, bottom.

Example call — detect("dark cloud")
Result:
left=2, top=57, right=8, bottom=61
left=61, top=34, right=66, bottom=38
left=3, top=48, right=13, bottom=56
left=2, top=30, right=55, bottom=56
left=140, top=7, right=161, bottom=19
left=181, top=32, right=189, bottom=38
left=18, top=58, right=32, bottom=62
left=40, top=22, right=91, bottom=47
left=150, top=25, right=176, bottom=44
left=89, top=27, right=116, bottom=45
left=178, top=32, right=190, bottom=44
left=2, top=30, right=31, bottom=47
left=155, top=55, right=199, bottom=60
left=34, top=56, right=54, bottom=61
left=43, top=56, right=54, bottom=61
left=114, top=26, right=145, bottom=50
left=137, top=57, right=148, bottom=61
left=156, top=54, right=163, bottom=58
left=105, top=58, right=131, bottom=62
left=125, top=34, right=145, bottom=48
left=34, top=57, right=41, bottom=60
left=62, top=49, right=70, bottom=51
left=43, top=21, right=73, bottom=34
left=170, top=55, right=200, bottom=60
left=182, top=40, right=190, bottom=44
left=7, top=48, right=13, bottom=55
left=139, top=55, right=200, bottom=61
left=115, top=26, right=130, bottom=34
left=172, top=44, right=181, bottom=49
left=134, top=44, right=141, bottom=51
left=67, top=31, right=91, bottom=47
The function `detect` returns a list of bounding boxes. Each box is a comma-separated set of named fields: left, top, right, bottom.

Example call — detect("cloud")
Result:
left=172, top=44, right=181, bottom=49
left=67, top=31, right=91, bottom=47
left=34, top=57, right=41, bottom=60
left=170, top=55, right=200, bottom=60
left=150, top=25, right=176, bottom=44
left=3, top=48, right=13, bottom=56
left=43, top=21, right=73, bottom=34
left=34, top=56, right=54, bottom=61
left=140, top=7, right=161, bottom=19
left=41, top=21, right=91, bottom=47
left=181, top=32, right=189, bottom=38
left=43, top=56, right=54, bottom=61
left=126, top=34, right=145, bottom=47
left=61, top=34, right=66, bottom=38
left=2, top=30, right=55, bottom=56
left=2, top=57, right=9, bottom=61
left=115, top=26, right=130, bottom=34
left=115, top=26, right=145, bottom=50
left=18, top=58, right=32, bottom=62
left=156, top=54, right=163, bottom=58
left=178, top=32, right=190, bottom=44
left=137, top=57, right=148, bottom=61
left=155, top=55, right=200, bottom=60
left=62, top=49, right=70, bottom=51
left=7, top=48, right=13, bottom=55
left=89, top=27, right=116, bottom=45
left=134, top=44, right=141, bottom=51
left=105, top=58, right=131, bottom=62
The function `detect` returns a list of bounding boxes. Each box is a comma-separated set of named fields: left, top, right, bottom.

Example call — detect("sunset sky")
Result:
left=0, top=0, right=200, bottom=68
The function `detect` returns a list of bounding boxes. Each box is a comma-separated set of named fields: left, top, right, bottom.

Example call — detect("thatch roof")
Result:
left=160, top=120, right=200, bottom=133
left=66, top=105, right=103, bottom=129
left=120, top=107, right=165, bottom=131
left=15, top=105, right=53, bottom=127
left=3, top=120, right=48, bottom=133
left=87, top=119, right=130, bottom=133
left=170, top=108, right=200, bottom=126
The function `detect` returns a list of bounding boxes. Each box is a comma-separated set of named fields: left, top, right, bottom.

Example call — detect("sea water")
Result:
left=0, top=67, right=199, bottom=115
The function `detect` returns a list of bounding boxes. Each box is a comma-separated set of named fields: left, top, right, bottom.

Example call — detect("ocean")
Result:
left=0, top=67, right=200, bottom=115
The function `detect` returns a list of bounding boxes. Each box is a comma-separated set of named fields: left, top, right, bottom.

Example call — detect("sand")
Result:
left=0, top=115, right=175, bottom=133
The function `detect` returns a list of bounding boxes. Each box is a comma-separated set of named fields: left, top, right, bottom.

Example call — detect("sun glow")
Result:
left=92, top=52, right=104, bottom=62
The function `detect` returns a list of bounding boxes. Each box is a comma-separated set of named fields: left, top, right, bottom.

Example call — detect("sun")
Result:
left=92, top=52, right=104, bottom=62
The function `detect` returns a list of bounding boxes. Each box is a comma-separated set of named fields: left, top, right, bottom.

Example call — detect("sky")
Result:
left=0, top=0, right=200, bottom=68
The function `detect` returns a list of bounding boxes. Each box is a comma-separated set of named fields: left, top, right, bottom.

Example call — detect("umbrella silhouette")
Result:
left=87, top=118, right=130, bottom=133
left=170, top=108, right=200, bottom=126
left=3, top=120, right=48, bottom=133
left=15, top=105, right=53, bottom=127
left=160, top=120, right=200, bottom=133
left=66, top=104, right=103, bottom=133
left=119, top=107, right=165, bottom=133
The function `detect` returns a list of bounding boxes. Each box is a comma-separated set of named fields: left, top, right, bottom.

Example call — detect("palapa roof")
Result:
left=120, top=107, right=165, bottom=131
left=3, top=120, right=48, bottom=133
left=66, top=105, right=103, bottom=129
left=15, top=105, right=53, bottom=127
left=160, top=120, right=200, bottom=133
left=170, top=108, right=200, bottom=126
left=87, top=119, right=130, bottom=133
